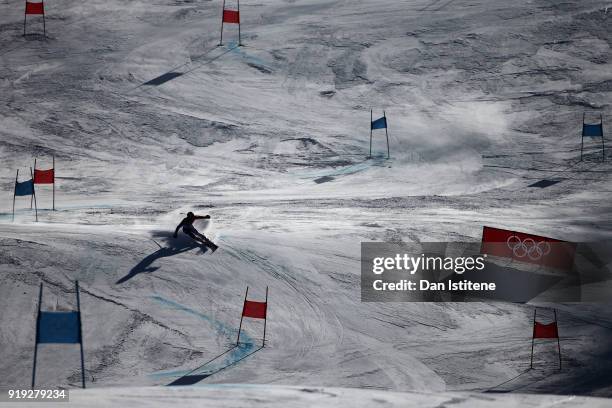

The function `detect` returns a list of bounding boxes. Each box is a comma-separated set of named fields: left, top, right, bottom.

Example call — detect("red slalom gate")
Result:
left=33, top=156, right=56, bottom=210
left=236, top=286, right=268, bottom=347
left=219, top=0, right=241, bottom=46
left=24, top=0, right=46, bottom=36
left=480, top=226, right=576, bottom=272
left=530, top=308, right=562, bottom=370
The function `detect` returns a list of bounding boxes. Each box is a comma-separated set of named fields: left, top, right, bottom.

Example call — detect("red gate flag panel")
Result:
left=236, top=287, right=268, bottom=347
left=530, top=308, right=562, bottom=370
left=33, top=168, right=54, bottom=184
left=534, top=321, right=559, bottom=339
left=243, top=300, right=266, bottom=319
left=480, top=226, right=576, bottom=272
left=25, top=1, right=44, bottom=14
left=223, top=9, right=240, bottom=24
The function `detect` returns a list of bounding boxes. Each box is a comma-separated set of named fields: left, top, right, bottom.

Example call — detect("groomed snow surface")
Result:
left=15, top=385, right=612, bottom=408
left=1, top=0, right=612, bottom=406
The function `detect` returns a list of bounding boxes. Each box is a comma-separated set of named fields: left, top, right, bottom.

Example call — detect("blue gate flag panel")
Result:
left=37, top=311, right=80, bottom=344
left=15, top=179, right=34, bottom=196
left=371, top=116, right=387, bottom=130
left=583, top=124, right=603, bottom=137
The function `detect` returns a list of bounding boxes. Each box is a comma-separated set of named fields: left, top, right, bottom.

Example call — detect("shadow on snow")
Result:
left=115, top=230, right=209, bottom=284
left=166, top=343, right=263, bottom=386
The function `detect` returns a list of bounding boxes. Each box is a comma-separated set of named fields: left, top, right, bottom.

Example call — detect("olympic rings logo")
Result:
left=506, top=236, right=551, bottom=260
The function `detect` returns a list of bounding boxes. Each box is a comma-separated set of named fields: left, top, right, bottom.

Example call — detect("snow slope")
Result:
left=1, top=0, right=612, bottom=403
left=5, top=385, right=612, bottom=408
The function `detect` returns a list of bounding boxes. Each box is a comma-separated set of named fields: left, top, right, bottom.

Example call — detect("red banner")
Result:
left=25, top=1, right=44, bottom=15
left=34, top=168, right=54, bottom=184
left=223, top=9, right=240, bottom=24
left=243, top=300, right=266, bottom=319
left=481, top=226, right=576, bottom=272
left=534, top=321, right=559, bottom=339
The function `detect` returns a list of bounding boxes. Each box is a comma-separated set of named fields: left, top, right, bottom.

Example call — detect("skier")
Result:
left=173, top=212, right=218, bottom=252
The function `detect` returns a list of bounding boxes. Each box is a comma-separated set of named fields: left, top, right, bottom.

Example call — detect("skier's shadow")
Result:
left=116, top=231, right=207, bottom=284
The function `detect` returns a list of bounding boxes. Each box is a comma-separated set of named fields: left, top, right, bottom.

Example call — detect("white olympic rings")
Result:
left=506, top=236, right=551, bottom=260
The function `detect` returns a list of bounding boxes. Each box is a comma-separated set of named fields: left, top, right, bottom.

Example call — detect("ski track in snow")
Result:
left=1, top=0, right=612, bottom=403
